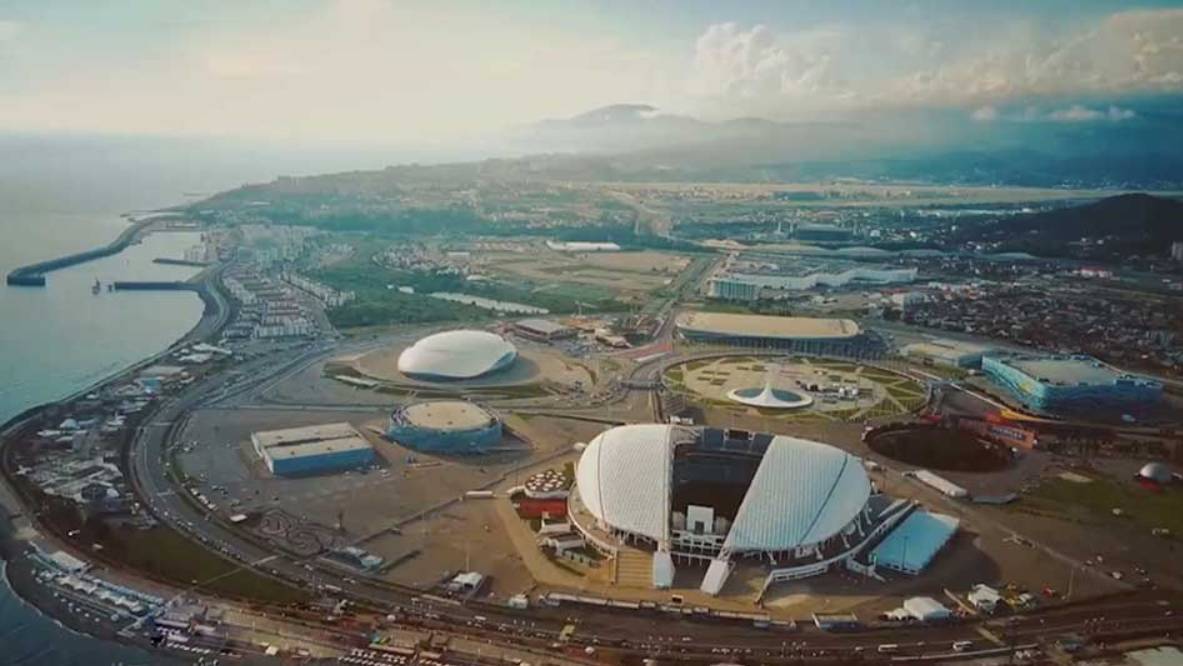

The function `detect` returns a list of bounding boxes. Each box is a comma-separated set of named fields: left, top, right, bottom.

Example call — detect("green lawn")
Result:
left=104, top=526, right=309, bottom=604
left=884, top=382, right=926, bottom=401
left=1022, top=474, right=1183, bottom=536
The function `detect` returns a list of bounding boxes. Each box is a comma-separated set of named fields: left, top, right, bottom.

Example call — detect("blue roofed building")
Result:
left=871, top=510, right=959, bottom=575
left=982, top=353, right=1162, bottom=414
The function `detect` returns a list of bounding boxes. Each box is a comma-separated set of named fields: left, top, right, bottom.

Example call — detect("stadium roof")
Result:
left=903, top=339, right=989, bottom=361
left=398, top=330, right=517, bottom=380
left=575, top=425, right=870, bottom=551
left=871, top=510, right=959, bottom=573
left=575, top=424, right=673, bottom=542
left=515, top=318, right=570, bottom=335
left=399, top=400, right=494, bottom=430
left=998, top=354, right=1149, bottom=387
left=724, top=436, right=870, bottom=552
left=676, top=312, right=860, bottom=340
left=251, top=423, right=372, bottom=460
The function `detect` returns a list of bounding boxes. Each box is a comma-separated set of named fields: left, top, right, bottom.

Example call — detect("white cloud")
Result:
left=690, top=23, right=844, bottom=99
left=968, top=103, right=1138, bottom=123
left=687, top=9, right=1183, bottom=117
left=971, top=105, right=999, bottom=122
left=1044, top=104, right=1137, bottom=122
left=0, top=4, right=1177, bottom=141
left=1106, top=105, right=1137, bottom=121
left=0, top=1, right=672, bottom=142
left=1047, top=105, right=1105, bottom=122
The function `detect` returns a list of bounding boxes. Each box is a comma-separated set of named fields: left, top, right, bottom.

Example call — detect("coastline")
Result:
left=0, top=220, right=228, bottom=657
left=4, top=215, right=166, bottom=287
left=0, top=255, right=226, bottom=438
left=0, top=515, right=176, bottom=664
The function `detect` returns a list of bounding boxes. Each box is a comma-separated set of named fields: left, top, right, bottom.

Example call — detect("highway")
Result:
left=110, top=254, right=1183, bottom=662
left=116, top=336, right=1183, bottom=663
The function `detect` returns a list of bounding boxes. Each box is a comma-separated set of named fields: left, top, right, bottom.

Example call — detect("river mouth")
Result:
left=866, top=424, right=1012, bottom=472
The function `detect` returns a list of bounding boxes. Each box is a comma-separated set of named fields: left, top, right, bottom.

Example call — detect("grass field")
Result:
left=93, top=529, right=309, bottom=605
left=1020, top=473, right=1183, bottom=536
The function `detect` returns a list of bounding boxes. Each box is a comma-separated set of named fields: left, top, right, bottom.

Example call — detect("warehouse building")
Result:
left=707, top=254, right=917, bottom=302
left=513, top=318, right=575, bottom=342
left=870, top=510, right=959, bottom=575
left=251, top=423, right=376, bottom=476
left=902, top=339, right=992, bottom=369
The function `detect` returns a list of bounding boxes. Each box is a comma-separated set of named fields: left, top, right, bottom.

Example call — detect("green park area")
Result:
left=310, top=242, right=628, bottom=329
left=1019, top=472, right=1183, bottom=537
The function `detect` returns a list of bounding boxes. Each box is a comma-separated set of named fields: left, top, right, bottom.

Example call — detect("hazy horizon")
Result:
left=1, top=0, right=1182, bottom=152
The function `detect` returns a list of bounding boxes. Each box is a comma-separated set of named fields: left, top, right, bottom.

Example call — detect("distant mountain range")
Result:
left=508, top=101, right=1183, bottom=188
left=953, top=193, right=1183, bottom=258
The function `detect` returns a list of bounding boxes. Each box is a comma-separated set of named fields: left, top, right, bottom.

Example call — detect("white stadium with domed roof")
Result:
left=568, top=424, right=918, bottom=594
left=397, top=330, right=518, bottom=381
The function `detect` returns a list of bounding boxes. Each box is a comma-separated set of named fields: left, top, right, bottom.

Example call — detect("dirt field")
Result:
left=576, top=250, right=690, bottom=274
left=365, top=499, right=536, bottom=596
left=177, top=407, right=602, bottom=550
left=476, top=249, right=687, bottom=296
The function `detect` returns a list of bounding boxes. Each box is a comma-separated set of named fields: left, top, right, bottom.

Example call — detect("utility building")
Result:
left=251, top=423, right=376, bottom=476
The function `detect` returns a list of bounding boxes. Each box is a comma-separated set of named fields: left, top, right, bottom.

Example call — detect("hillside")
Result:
left=952, top=193, right=1183, bottom=258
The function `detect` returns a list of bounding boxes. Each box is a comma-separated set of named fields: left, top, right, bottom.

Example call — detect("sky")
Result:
left=0, top=0, right=1181, bottom=145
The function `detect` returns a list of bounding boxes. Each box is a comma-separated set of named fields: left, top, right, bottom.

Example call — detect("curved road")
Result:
left=122, top=341, right=1183, bottom=662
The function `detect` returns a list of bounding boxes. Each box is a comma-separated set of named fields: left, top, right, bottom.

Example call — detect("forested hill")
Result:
left=951, top=193, right=1183, bottom=259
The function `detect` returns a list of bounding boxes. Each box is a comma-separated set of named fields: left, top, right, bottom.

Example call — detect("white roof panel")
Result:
left=575, top=426, right=871, bottom=553
left=724, top=436, right=870, bottom=552
left=575, top=424, right=672, bottom=542
left=397, top=330, right=517, bottom=380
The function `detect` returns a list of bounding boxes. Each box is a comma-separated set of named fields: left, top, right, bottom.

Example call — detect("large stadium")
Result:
left=675, top=312, right=887, bottom=358
left=982, top=353, right=1162, bottom=414
left=387, top=400, right=503, bottom=453
left=397, top=330, right=518, bottom=381
left=330, top=327, right=593, bottom=396
left=569, top=424, right=902, bottom=595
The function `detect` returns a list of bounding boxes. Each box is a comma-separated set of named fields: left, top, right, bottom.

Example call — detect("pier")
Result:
left=5, top=218, right=156, bottom=287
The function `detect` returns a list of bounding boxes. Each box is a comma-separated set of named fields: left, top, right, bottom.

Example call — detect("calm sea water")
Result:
left=0, top=133, right=423, bottom=664
left=0, top=133, right=479, bottom=663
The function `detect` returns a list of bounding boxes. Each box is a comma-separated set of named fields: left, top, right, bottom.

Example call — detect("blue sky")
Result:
left=1, top=0, right=1180, bottom=143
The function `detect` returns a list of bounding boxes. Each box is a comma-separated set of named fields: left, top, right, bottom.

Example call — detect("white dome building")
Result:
left=397, top=330, right=517, bottom=381
left=1138, top=462, right=1175, bottom=485
left=570, top=424, right=876, bottom=594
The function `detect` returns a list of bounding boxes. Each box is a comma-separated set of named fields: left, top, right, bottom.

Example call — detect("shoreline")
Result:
left=0, top=250, right=226, bottom=438
left=4, top=215, right=167, bottom=287
left=0, top=532, right=171, bottom=663
left=0, top=220, right=229, bottom=658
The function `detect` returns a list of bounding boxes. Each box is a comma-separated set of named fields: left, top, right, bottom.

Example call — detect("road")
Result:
left=106, top=253, right=1183, bottom=662
left=116, top=339, right=1183, bottom=663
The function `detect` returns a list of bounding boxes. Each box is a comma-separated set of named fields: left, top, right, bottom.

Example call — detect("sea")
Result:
left=0, top=133, right=446, bottom=664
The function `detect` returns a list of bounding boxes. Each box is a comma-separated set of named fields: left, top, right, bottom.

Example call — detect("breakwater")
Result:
left=111, top=280, right=194, bottom=291
left=5, top=218, right=153, bottom=287
left=153, top=257, right=208, bottom=267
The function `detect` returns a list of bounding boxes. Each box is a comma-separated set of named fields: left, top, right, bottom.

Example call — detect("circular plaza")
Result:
left=663, top=355, right=928, bottom=421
